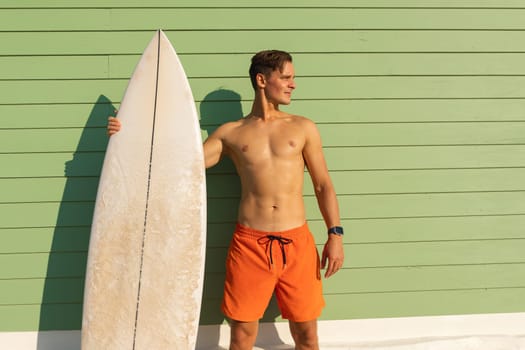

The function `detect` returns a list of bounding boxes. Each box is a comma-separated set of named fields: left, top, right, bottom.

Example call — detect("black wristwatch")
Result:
left=328, top=226, right=344, bottom=236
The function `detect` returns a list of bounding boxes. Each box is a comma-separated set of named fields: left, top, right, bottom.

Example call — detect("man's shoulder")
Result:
left=206, top=119, right=243, bottom=142
left=284, top=114, right=321, bottom=142
left=286, top=114, right=318, bottom=131
left=214, top=119, right=243, bottom=132
left=283, top=112, right=313, bottom=124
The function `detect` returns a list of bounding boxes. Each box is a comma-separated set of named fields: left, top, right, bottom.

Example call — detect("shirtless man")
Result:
left=108, top=50, right=344, bottom=350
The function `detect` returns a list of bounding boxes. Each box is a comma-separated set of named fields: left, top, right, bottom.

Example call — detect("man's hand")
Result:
left=321, top=234, right=344, bottom=278
left=107, top=111, right=121, bottom=136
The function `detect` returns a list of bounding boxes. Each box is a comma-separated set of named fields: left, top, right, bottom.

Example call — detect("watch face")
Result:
left=329, top=226, right=344, bottom=235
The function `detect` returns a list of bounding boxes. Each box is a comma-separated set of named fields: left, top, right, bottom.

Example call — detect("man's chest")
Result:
left=226, top=128, right=306, bottom=161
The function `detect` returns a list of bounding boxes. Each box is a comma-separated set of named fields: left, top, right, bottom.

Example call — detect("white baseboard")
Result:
left=2, top=312, right=525, bottom=350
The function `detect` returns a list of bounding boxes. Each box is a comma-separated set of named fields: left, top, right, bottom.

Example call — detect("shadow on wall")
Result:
left=197, top=89, right=287, bottom=349
left=35, top=91, right=285, bottom=348
left=37, top=95, right=115, bottom=348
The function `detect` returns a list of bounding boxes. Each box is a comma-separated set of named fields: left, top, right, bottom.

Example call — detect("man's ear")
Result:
left=256, top=73, right=266, bottom=88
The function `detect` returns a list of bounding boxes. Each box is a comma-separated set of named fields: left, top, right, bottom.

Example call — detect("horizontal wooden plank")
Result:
left=3, top=235, right=525, bottom=278
left=0, top=128, right=107, bottom=153
left=3, top=263, right=524, bottom=306
left=4, top=121, right=524, bottom=153
left=3, top=191, right=525, bottom=228
left=2, top=99, right=525, bottom=130
left=0, top=177, right=100, bottom=203
left=0, top=227, right=90, bottom=253
left=330, top=168, right=525, bottom=195
left=1, top=0, right=349, bottom=8
left=318, top=122, right=525, bottom=147
left=13, top=165, right=513, bottom=209
left=321, top=288, right=525, bottom=320
left=188, top=287, right=525, bottom=324
left=325, top=264, right=525, bottom=294
left=2, top=238, right=524, bottom=279
left=3, top=8, right=525, bottom=31
left=4, top=212, right=522, bottom=249
left=4, top=53, right=525, bottom=80
left=3, top=214, right=524, bottom=255
left=206, top=215, right=525, bottom=247
left=2, top=145, right=525, bottom=179
left=310, top=215, right=525, bottom=244
left=345, top=239, right=525, bottom=268
left=210, top=168, right=525, bottom=198
left=0, top=303, right=82, bottom=331
left=0, top=252, right=87, bottom=279
left=2, top=0, right=524, bottom=9
left=325, top=145, right=525, bottom=171
left=207, top=191, right=525, bottom=221
left=0, top=202, right=95, bottom=228
left=3, top=30, right=525, bottom=55
left=204, top=238, right=525, bottom=272
left=2, top=286, right=524, bottom=331
left=201, top=263, right=525, bottom=300
left=2, top=214, right=524, bottom=257
left=0, top=278, right=83, bottom=305
left=212, top=167, right=525, bottom=198
left=323, top=145, right=524, bottom=172
left=201, top=76, right=525, bottom=100
left=3, top=76, right=525, bottom=105
left=0, top=56, right=108, bottom=80
left=332, top=167, right=525, bottom=194
left=60, top=8, right=525, bottom=31
left=106, top=52, right=525, bottom=78
left=331, top=191, right=525, bottom=220
left=0, top=102, right=115, bottom=129
left=0, top=152, right=105, bottom=178
left=0, top=8, right=110, bottom=31
left=283, top=99, right=525, bottom=123
left=201, top=288, right=525, bottom=322
left=0, top=79, right=125, bottom=105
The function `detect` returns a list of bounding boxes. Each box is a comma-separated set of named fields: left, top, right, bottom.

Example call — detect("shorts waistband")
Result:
left=235, top=222, right=310, bottom=239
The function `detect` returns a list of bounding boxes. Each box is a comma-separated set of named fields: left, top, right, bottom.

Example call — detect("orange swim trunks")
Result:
left=221, top=222, right=325, bottom=322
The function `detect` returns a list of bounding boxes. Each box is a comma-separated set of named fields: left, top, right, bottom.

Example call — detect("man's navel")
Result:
left=241, top=145, right=249, bottom=152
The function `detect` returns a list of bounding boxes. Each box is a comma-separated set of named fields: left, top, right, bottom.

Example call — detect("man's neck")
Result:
left=249, top=90, right=281, bottom=121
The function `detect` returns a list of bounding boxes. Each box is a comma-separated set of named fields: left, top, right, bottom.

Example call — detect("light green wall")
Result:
left=1, top=1, right=525, bottom=332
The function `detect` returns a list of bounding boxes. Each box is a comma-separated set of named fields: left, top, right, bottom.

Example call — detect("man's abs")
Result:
left=237, top=192, right=306, bottom=232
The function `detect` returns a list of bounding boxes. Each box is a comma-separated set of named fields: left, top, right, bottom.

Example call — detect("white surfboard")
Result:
left=81, top=30, right=206, bottom=349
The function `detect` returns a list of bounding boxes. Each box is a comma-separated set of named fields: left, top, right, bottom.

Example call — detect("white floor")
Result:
left=200, top=335, right=525, bottom=350
left=2, top=313, right=524, bottom=350
left=196, top=313, right=525, bottom=350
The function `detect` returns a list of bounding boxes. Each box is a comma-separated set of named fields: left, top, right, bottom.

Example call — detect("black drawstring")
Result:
left=257, top=235, right=293, bottom=268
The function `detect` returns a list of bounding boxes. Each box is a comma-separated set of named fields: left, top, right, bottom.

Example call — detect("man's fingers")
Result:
left=107, top=116, right=122, bottom=136
left=325, top=261, right=337, bottom=278
left=322, top=236, right=344, bottom=277
left=324, top=258, right=343, bottom=278
left=321, top=251, right=327, bottom=269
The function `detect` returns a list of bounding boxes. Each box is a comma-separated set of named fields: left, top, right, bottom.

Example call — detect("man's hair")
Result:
left=249, top=50, right=293, bottom=89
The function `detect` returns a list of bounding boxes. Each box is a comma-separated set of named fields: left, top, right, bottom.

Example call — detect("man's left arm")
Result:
left=302, top=119, right=345, bottom=278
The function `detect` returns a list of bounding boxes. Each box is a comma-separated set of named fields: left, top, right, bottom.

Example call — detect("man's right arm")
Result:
left=203, top=134, right=224, bottom=169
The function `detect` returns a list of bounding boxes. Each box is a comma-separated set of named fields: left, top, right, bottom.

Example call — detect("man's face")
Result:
left=263, top=61, right=296, bottom=105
